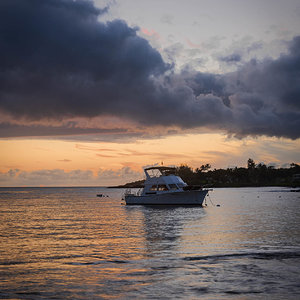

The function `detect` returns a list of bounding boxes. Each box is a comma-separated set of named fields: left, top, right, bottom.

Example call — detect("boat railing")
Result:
left=124, top=188, right=143, bottom=197
left=124, top=188, right=132, bottom=196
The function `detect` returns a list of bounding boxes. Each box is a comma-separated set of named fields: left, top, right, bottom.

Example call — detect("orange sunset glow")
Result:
left=1, top=133, right=299, bottom=186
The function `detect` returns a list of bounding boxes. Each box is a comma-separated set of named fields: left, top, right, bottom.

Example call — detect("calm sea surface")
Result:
left=0, top=187, right=300, bottom=299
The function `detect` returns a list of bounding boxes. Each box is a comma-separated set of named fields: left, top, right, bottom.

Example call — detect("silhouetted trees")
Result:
left=176, top=159, right=300, bottom=187
left=116, top=159, right=300, bottom=188
left=247, top=158, right=256, bottom=169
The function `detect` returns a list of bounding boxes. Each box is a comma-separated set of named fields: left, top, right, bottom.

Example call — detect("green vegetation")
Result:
left=111, top=159, right=300, bottom=188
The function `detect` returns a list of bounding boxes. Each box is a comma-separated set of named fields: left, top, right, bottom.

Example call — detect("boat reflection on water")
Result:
left=125, top=203, right=207, bottom=260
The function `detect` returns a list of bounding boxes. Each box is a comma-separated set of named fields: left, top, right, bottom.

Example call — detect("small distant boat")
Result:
left=124, top=166, right=210, bottom=205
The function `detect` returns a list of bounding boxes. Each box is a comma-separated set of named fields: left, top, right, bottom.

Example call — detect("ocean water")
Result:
left=0, top=187, right=299, bottom=299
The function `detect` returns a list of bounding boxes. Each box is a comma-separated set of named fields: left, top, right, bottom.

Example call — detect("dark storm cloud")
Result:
left=0, top=122, right=127, bottom=138
left=223, top=36, right=300, bottom=139
left=0, top=0, right=168, bottom=119
left=0, top=0, right=299, bottom=139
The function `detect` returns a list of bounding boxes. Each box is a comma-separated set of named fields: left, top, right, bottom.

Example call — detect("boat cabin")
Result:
left=142, top=167, right=187, bottom=195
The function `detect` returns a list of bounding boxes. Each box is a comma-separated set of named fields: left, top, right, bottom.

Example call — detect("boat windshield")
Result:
left=146, top=168, right=162, bottom=178
left=145, top=167, right=176, bottom=178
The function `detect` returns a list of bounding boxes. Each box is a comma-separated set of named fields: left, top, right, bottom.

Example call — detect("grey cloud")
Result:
left=163, top=43, right=184, bottom=63
left=220, top=53, right=242, bottom=63
left=0, top=0, right=299, bottom=140
left=161, top=14, right=174, bottom=25
left=246, top=41, right=263, bottom=53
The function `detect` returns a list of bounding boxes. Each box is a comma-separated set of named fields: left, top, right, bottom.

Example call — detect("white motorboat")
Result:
left=124, top=166, right=210, bottom=205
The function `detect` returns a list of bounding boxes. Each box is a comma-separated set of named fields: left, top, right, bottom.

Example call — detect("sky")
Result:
left=0, top=0, right=299, bottom=186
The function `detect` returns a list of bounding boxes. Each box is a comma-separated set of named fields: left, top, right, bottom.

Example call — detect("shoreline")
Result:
left=108, top=183, right=300, bottom=189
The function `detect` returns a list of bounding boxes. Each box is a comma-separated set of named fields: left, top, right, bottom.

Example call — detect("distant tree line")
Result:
left=175, top=159, right=300, bottom=187
left=111, top=159, right=300, bottom=188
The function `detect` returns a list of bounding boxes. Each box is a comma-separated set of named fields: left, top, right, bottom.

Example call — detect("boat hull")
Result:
left=125, top=190, right=208, bottom=205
